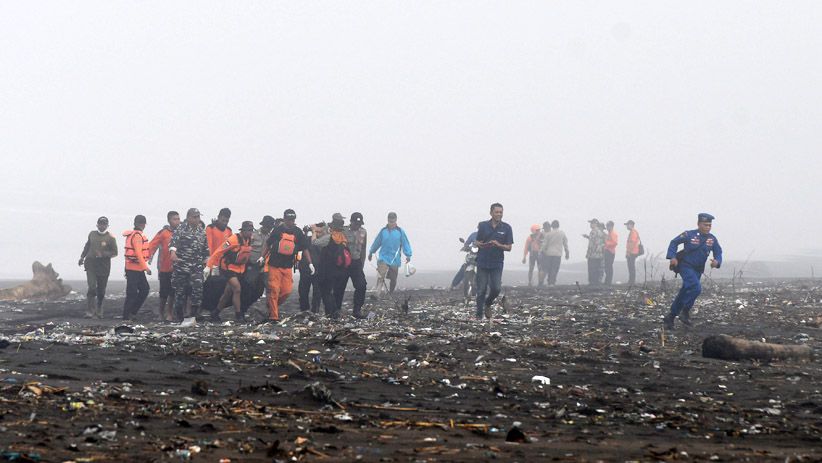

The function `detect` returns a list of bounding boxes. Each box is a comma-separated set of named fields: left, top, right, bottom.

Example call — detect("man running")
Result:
left=474, top=203, right=513, bottom=320
left=664, top=213, right=723, bottom=329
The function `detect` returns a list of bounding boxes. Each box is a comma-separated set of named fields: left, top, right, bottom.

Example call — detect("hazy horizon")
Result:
left=3, top=2, right=821, bottom=280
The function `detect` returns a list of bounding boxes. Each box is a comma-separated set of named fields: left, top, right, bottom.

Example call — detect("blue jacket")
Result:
left=666, top=229, right=722, bottom=271
left=369, top=226, right=412, bottom=267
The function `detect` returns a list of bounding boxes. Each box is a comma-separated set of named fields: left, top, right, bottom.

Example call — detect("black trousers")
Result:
left=123, top=270, right=150, bottom=318
left=346, top=259, right=367, bottom=312
left=298, top=267, right=322, bottom=312
left=158, top=271, right=173, bottom=299
left=603, top=252, right=615, bottom=285
left=85, top=258, right=111, bottom=307
left=320, top=273, right=347, bottom=317
left=241, top=266, right=266, bottom=312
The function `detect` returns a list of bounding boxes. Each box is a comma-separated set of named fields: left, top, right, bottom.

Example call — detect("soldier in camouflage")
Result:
left=169, top=208, right=209, bottom=321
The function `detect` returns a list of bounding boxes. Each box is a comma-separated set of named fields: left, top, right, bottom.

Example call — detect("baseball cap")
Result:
left=186, top=208, right=201, bottom=218
left=283, top=209, right=297, bottom=220
left=260, top=215, right=277, bottom=227
left=351, top=212, right=364, bottom=224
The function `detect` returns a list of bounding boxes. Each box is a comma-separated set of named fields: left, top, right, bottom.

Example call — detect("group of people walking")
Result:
left=522, top=219, right=643, bottom=287
left=79, top=206, right=722, bottom=331
left=78, top=208, right=413, bottom=323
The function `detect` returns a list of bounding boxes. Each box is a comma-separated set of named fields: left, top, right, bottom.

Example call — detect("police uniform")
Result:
left=665, top=213, right=723, bottom=328
left=170, top=221, right=209, bottom=319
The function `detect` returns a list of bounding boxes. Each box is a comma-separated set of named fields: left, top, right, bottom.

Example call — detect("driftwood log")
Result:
left=702, top=334, right=812, bottom=362
left=0, top=262, right=72, bottom=301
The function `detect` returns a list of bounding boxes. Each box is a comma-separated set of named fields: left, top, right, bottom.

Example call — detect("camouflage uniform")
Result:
left=170, top=222, right=209, bottom=316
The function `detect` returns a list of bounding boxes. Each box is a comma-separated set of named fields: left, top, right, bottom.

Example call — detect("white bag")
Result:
left=405, top=262, right=416, bottom=277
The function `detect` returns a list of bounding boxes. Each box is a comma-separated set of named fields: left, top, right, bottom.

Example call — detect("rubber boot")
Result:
left=663, top=312, right=675, bottom=330
left=85, top=297, right=95, bottom=318
left=679, top=307, right=692, bottom=326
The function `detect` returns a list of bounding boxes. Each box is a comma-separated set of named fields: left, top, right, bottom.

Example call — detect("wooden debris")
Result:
left=702, top=334, right=812, bottom=362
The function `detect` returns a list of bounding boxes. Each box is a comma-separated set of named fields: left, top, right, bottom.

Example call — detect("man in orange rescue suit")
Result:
left=207, top=220, right=254, bottom=322
left=122, top=215, right=151, bottom=320
left=148, top=210, right=181, bottom=322
left=206, top=207, right=232, bottom=254
left=264, top=209, right=313, bottom=322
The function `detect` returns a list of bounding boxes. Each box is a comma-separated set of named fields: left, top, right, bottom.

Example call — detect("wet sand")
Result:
left=0, top=280, right=820, bottom=462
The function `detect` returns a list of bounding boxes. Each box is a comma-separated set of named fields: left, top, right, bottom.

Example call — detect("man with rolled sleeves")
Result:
left=664, top=213, right=723, bottom=329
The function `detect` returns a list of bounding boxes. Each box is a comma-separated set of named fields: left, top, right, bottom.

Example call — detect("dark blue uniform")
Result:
left=666, top=222, right=722, bottom=324
left=474, top=220, right=513, bottom=318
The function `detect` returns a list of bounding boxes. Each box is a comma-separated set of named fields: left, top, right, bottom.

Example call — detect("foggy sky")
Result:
left=2, top=1, right=821, bottom=280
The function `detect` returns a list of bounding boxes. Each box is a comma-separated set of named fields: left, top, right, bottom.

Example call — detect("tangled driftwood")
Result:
left=0, top=262, right=72, bottom=301
left=702, top=334, right=812, bottom=362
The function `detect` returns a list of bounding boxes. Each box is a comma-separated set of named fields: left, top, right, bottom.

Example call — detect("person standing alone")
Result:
left=664, top=213, right=722, bottom=329
left=474, top=203, right=513, bottom=320
left=78, top=216, right=118, bottom=318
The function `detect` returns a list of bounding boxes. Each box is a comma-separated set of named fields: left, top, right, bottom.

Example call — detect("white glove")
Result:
left=257, top=256, right=265, bottom=265
left=309, top=263, right=316, bottom=275
left=202, top=266, right=212, bottom=280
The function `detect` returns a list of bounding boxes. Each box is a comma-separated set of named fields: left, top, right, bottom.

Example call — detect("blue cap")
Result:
left=698, top=213, right=715, bottom=222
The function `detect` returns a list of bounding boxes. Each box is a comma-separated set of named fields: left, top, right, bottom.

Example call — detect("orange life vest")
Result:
left=123, top=229, right=150, bottom=271
left=209, top=233, right=252, bottom=274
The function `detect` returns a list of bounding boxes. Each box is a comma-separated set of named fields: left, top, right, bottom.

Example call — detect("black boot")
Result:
left=663, top=313, right=675, bottom=330
left=679, top=308, right=692, bottom=326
